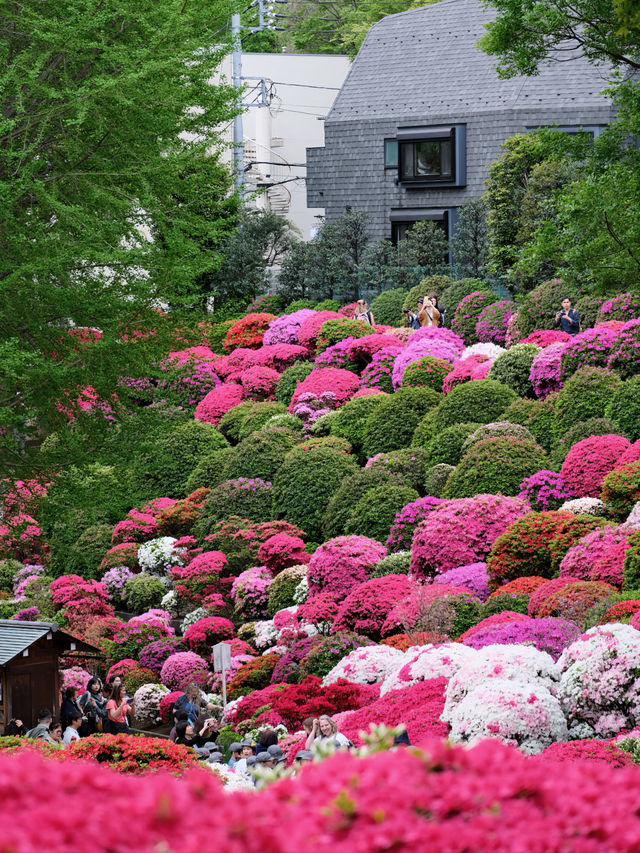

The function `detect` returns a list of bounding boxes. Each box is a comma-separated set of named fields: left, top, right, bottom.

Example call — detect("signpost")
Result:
left=212, top=641, right=232, bottom=709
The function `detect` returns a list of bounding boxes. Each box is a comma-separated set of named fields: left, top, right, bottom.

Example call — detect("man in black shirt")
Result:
left=554, top=297, right=580, bottom=336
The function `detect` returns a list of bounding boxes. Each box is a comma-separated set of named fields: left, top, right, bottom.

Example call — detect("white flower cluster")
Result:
left=560, top=497, right=610, bottom=517
left=293, top=576, right=309, bottom=605
left=380, top=643, right=477, bottom=695
left=322, top=645, right=406, bottom=686
left=161, top=590, right=179, bottom=615
left=180, top=607, right=207, bottom=633
left=138, top=536, right=186, bottom=576
left=132, top=683, right=170, bottom=726
left=626, top=501, right=640, bottom=528
left=461, top=342, right=506, bottom=361
left=209, top=763, right=255, bottom=791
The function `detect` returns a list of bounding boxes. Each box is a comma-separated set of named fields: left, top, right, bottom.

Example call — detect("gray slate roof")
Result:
left=327, top=0, right=614, bottom=122
left=0, top=620, right=57, bottom=665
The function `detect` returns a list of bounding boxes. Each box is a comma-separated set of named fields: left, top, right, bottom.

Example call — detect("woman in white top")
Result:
left=305, top=715, right=351, bottom=750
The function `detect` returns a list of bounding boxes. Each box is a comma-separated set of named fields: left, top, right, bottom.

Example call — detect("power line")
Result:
left=270, top=80, right=342, bottom=90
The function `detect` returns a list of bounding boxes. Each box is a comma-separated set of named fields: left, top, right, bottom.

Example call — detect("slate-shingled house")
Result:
left=306, top=0, right=615, bottom=242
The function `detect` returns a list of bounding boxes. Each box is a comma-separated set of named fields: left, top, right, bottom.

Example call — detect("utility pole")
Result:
left=230, top=0, right=287, bottom=199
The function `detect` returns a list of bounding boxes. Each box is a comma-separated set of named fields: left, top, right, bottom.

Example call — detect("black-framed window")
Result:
left=390, top=208, right=452, bottom=245
left=384, top=138, right=398, bottom=168
left=395, top=125, right=466, bottom=187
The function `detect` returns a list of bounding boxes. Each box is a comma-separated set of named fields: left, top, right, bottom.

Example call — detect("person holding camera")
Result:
left=405, top=297, right=424, bottom=329
left=174, top=717, right=218, bottom=750
left=554, top=297, right=580, bottom=336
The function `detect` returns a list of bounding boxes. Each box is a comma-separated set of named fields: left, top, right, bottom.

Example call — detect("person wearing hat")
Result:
left=208, top=751, right=224, bottom=764
left=232, top=741, right=255, bottom=776
left=292, top=749, right=314, bottom=776
left=256, top=751, right=275, bottom=769
left=267, top=744, right=285, bottom=765
left=228, top=742, right=243, bottom=769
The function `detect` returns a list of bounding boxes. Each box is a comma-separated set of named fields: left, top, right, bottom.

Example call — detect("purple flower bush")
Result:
left=102, top=566, right=136, bottom=605
left=432, top=562, right=490, bottom=602
left=139, top=637, right=186, bottom=675
left=313, top=337, right=357, bottom=371
left=291, top=391, right=337, bottom=429
left=386, top=496, right=445, bottom=552
left=231, top=566, right=273, bottom=619
left=392, top=339, right=460, bottom=390
left=529, top=342, right=566, bottom=398
left=359, top=346, right=403, bottom=393
left=560, top=327, right=620, bottom=380
left=263, top=309, right=316, bottom=346
left=607, top=319, right=640, bottom=379
left=463, top=616, right=581, bottom=660
left=475, top=300, right=515, bottom=346
left=519, top=470, right=575, bottom=511
left=598, top=292, right=640, bottom=323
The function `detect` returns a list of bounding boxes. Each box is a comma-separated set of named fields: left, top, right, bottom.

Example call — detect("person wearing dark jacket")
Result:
left=4, top=718, right=28, bottom=736
left=60, top=687, right=84, bottom=731
left=554, top=297, right=580, bottom=336
left=174, top=718, right=218, bottom=751
left=78, top=677, right=107, bottom=734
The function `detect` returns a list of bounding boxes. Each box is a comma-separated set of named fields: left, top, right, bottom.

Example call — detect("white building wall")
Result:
left=217, top=53, right=350, bottom=240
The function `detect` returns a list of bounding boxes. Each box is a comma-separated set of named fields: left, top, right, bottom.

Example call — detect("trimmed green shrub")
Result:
left=322, top=467, right=404, bottom=540
left=502, top=394, right=558, bottom=453
left=362, top=386, right=441, bottom=457
left=461, top=421, right=537, bottom=456
left=196, top=478, right=274, bottom=537
left=488, top=343, right=540, bottom=397
left=300, top=632, right=373, bottom=678
left=345, top=485, right=419, bottom=543
left=554, top=366, right=623, bottom=437
left=511, top=279, right=579, bottom=339
left=440, top=278, right=488, bottom=325
left=370, top=288, right=409, bottom=326
left=576, top=295, right=607, bottom=330
left=285, top=299, right=316, bottom=312
left=67, top=524, right=114, bottom=579
left=272, top=447, right=357, bottom=541
left=208, top=320, right=235, bottom=353
left=606, top=377, right=640, bottom=442
left=0, top=559, right=23, bottom=593
left=308, top=411, right=339, bottom=437
left=123, top=574, right=166, bottom=612
left=401, top=276, right=453, bottom=315
left=426, top=422, right=483, bottom=466
left=218, top=400, right=286, bottom=444
left=371, top=551, right=412, bottom=578
left=261, top=413, right=305, bottom=435
left=316, top=318, right=374, bottom=354
left=328, top=394, right=386, bottom=458
left=623, top=531, right=640, bottom=589
left=411, top=409, right=438, bottom=449
left=267, top=565, right=308, bottom=617
left=365, top=447, right=429, bottom=493
left=222, top=430, right=296, bottom=483
left=433, top=379, right=517, bottom=430
left=184, top=447, right=235, bottom=493
left=314, top=298, right=342, bottom=312
left=402, top=356, right=454, bottom=392
left=130, top=421, right=230, bottom=501
left=552, top=417, right=625, bottom=466
left=443, top=436, right=548, bottom=498
left=601, top=462, right=640, bottom=520
left=425, top=463, right=454, bottom=497
left=275, top=361, right=314, bottom=406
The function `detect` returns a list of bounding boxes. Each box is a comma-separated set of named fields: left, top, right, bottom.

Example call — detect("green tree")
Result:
left=399, top=220, right=450, bottom=276
left=0, top=0, right=238, bottom=474
left=451, top=198, right=489, bottom=278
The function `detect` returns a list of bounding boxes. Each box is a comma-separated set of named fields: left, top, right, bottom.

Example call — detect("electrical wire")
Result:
left=268, top=81, right=342, bottom=90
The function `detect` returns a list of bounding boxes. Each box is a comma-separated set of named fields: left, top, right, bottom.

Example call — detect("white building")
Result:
left=217, top=52, right=350, bottom=239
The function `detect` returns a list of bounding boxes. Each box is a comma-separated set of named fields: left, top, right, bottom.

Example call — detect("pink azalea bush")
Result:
left=332, top=575, right=414, bottom=637
left=598, top=292, right=640, bottom=323
left=560, top=434, right=631, bottom=498
left=462, top=617, right=581, bottom=660
left=391, top=340, right=459, bottom=390
left=560, top=326, right=620, bottom=379
left=410, top=494, right=530, bottom=577
left=529, top=342, right=566, bottom=398
left=441, top=354, right=489, bottom=394
left=307, top=536, right=387, bottom=598
left=359, top=346, right=403, bottom=393
left=518, top=470, right=575, bottom=511
left=475, top=300, right=515, bottom=345
left=240, top=365, right=280, bottom=400
left=257, top=533, right=309, bottom=572
left=519, top=329, right=571, bottom=347
left=194, top=383, right=244, bottom=425
left=231, top=566, right=273, bottom=618
left=289, top=367, right=359, bottom=411
left=297, top=310, right=341, bottom=351
left=160, top=651, right=210, bottom=691
left=559, top=525, right=633, bottom=588
left=386, top=496, right=445, bottom=552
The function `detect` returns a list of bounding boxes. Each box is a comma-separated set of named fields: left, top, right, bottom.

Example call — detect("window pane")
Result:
left=384, top=139, right=398, bottom=168
left=415, top=141, right=441, bottom=176
left=440, top=140, right=452, bottom=177
left=399, top=143, right=413, bottom=178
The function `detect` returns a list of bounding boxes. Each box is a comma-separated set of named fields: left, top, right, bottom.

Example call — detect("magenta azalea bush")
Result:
left=560, top=434, right=630, bottom=498
left=530, top=342, right=566, bottom=398
left=159, top=651, right=210, bottom=691
left=518, top=470, right=575, bottom=511
left=307, top=535, right=387, bottom=598
left=386, top=496, right=445, bottom=552
left=475, top=300, right=515, bottom=346
left=463, top=617, right=581, bottom=660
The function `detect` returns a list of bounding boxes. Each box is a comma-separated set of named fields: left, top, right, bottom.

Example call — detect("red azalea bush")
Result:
left=297, top=592, right=340, bottom=630
left=11, top=738, right=640, bottom=849
left=288, top=367, right=360, bottom=411
left=66, top=734, right=198, bottom=774
left=560, top=434, right=631, bottom=498
left=297, top=310, right=341, bottom=351
left=183, top=617, right=236, bottom=657
left=194, top=383, right=244, bottom=426
left=50, top=575, right=110, bottom=610
left=213, top=348, right=260, bottom=379
left=106, top=658, right=138, bottom=683
left=381, top=632, right=449, bottom=650
left=223, top=313, right=276, bottom=351
left=410, top=494, right=530, bottom=578
left=538, top=739, right=634, bottom=767
left=528, top=576, right=583, bottom=617
left=535, top=579, right=617, bottom=625
left=155, top=489, right=210, bottom=537
left=601, top=461, right=640, bottom=518
left=487, top=576, right=548, bottom=598
left=99, top=542, right=140, bottom=573
left=240, top=365, right=280, bottom=400
left=257, top=533, right=310, bottom=572
left=486, top=511, right=606, bottom=590
left=307, top=536, right=387, bottom=598
left=255, top=343, right=308, bottom=372
left=332, top=575, right=414, bottom=638
left=159, top=690, right=183, bottom=723
left=599, top=600, right=640, bottom=624
left=169, top=551, right=229, bottom=605
left=227, top=653, right=280, bottom=700
left=335, top=677, right=449, bottom=746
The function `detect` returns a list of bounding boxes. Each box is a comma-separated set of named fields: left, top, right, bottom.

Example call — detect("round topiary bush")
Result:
left=218, top=400, right=287, bottom=444
left=322, top=467, right=404, bottom=540
left=425, top=422, right=483, bottom=466
left=122, top=574, right=166, bottom=613
left=315, top=318, right=374, bottom=354
left=193, top=383, right=244, bottom=427
left=518, top=470, right=575, bottom=512
left=551, top=417, right=623, bottom=467
left=560, top=434, right=630, bottom=498
left=362, top=386, right=441, bottom=457
left=534, top=580, right=617, bottom=628
left=332, top=575, right=413, bottom=638
left=130, top=420, right=230, bottom=501
left=223, top=312, right=275, bottom=351
left=360, top=346, right=404, bottom=394
left=559, top=327, right=620, bottom=380
left=486, top=511, right=607, bottom=590
left=289, top=367, right=360, bottom=412
left=601, top=461, right=640, bottom=519
left=511, top=278, right=578, bottom=339
left=607, top=319, right=640, bottom=379
left=529, top=342, right=566, bottom=399
left=267, top=564, right=307, bottom=616
left=370, top=288, right=409, bottom=327
left=328, top=394, right=386, bottom=459
left=433, top=379, right=517, bottom=430
left=386, top=496, right=444, bottom=552
left=221, top=430, right=295, bottom=483
left=160, top=651, right=211, bottom=691
left=411, top=409, right=438, bottom=449
left=275, top=361, right=315, bottom=406
left=560, top=524, right=631, bottom=587
left=460, top=421, right=537, bottom=456
left=410, top=494, right=531, bottom=578
left=501, top=395, right=558, bottom=453
left=598, top=292, right=640, bottom=324
left=307, top=535, right=387, bottom=598
left=605, top=377, right=640, bottom=442
left=183, top=447, right=236, bottom=493
left=365, top=447, right=428, bottom=493
left=345, top=485, right=419, bottom=543
left=554, top=367, right=623, bottom=437
left=475, top=300, right=515, bottom=346
left=195, top=478, right=273, bottom=535
left=183, top=616, right=235, bottom=657
left=138, top=638, right=186, bottom=676
left=402, top=356, right=454, bottom=392
left=443, top=436, right=548, bottom=499
left=67, top=524, right=114, bottom=579
left=488, top=344, right=540, bottom=397
left=451, top=291, right=498, bottom=344
left=272, top=446, right=357, bottom=541
left=371, top=551, right=412, bottom=577
left=439, top=278, right=486, bottom=325
left=424, top=463, right=454, bottom=497
left=575, top=295, right=607, bottom=329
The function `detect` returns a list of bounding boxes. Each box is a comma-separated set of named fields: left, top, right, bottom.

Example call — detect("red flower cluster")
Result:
left=155, top=489, right=210, bottom=537
left=240, top=365, right=280, bottom=399
left=169, top=551, right=229, bottom=605
left=257, top=533, right=309, bottom=572
left=297, top=310, right=341, bottom=351
left=223, top=312, right=276, bottom=351
left=288, top=367, right=360, bottom=411
left=183, top=616, right=235, bottom=657
left=332, top=575, right=413, bottom=637
left=66, top=733, right=198, bottom=774
left=528, top=576, right=582, bottom=617
left=381, top=632, right=448, bottom=650
left=99, top=542, right=140, bottom=573
left=538, top=739, right=634, bottom=767
left=535, top=579, right=616, bottom=623
left=488, top=576, right=548, bottom=598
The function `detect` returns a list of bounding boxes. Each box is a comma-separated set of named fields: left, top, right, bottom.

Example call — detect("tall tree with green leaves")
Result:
left=0, top=0, right=239, bottom=474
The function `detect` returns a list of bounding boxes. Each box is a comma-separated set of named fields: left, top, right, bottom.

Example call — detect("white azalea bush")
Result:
left=380, top=643, right=477, bottom=695
left=138, top=536, right=186, bottom=577
left=133, top=683, right=170, bottom=726
left=322, top=644, right=406, bottom=686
